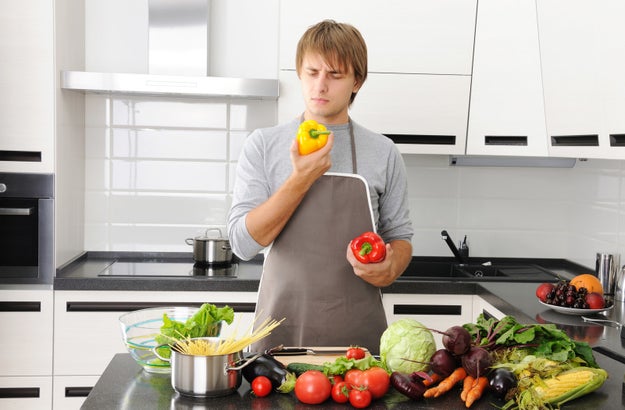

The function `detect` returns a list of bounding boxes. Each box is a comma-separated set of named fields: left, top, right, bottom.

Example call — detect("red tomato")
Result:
left=331, top=381, right=350, bottom=403
left=251, top=376, right=272, bottom=397
left=346, top=346, right=366, bottom=360
left=330, top=374, right=343, bottom=385
left=361, top=366, right=390, bottom=399
left=294, top=370, right=332, bottom=404
left=344, top=369, right=364, bottom=387
left=349, top=388, right=372, bottom=408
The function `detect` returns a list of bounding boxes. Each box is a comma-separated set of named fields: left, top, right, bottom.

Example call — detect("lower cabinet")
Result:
left=0, top=288, right=54, bottom=409
left=0, top=376, right=53, bottom=410
left=382, top=294, right=474, bottom=348
left=472, top=295, right=506, bottom=321
left=53, top=290, right=256, bottom=409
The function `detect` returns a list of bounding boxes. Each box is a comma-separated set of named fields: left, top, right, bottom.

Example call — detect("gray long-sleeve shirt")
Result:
left=227, top=117, right=413, bottom=260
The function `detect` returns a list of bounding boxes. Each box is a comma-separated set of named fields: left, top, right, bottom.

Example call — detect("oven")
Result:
left=0, top=172, right=54, bottom=284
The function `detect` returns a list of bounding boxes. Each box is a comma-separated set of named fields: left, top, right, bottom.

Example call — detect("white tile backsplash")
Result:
left=84, top=97, right=625, bottom=267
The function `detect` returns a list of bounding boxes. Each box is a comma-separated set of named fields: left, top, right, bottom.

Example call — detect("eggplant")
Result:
left=242, top=354, right=296, bottom=393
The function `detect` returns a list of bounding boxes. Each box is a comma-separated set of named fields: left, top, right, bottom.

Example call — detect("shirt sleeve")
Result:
left=227, top=129, right=269, bottom=260
left=377, top=146, right=414, bottom=243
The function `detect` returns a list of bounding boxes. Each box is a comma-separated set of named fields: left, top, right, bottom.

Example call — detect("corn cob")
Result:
left=532, top=367, right=607, bottom=407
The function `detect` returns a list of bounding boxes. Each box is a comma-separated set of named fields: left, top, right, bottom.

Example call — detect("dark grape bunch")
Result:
left=545, top=280, right=589, bottom=309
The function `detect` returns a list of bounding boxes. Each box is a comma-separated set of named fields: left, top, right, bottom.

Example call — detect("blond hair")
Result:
left=295, top=19, right=368, bottom=105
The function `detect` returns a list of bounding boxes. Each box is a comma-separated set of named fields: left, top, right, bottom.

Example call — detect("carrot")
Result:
left=423, top=367, right=467, bottom=398
left=422, top=372, right=442, bottom=387
left=460, top=375, right=476, bottom=402
left=465, top=376, right=488, bottom=408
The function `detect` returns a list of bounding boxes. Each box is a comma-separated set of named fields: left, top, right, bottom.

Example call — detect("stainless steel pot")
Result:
left=154, top=338, right=259, bottom=398
left=185, top=228, right=233, bottom=265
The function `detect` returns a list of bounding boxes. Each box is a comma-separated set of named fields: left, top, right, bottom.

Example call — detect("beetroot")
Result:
left=441, top=325, right=472, bottom=356
left=461, top=346, right=493, bottom=378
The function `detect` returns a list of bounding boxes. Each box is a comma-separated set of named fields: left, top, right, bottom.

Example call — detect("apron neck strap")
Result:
left=299, top=114, right=357, bottom=173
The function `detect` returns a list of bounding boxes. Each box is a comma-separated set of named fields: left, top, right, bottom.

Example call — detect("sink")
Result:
left=399, top=259, right=559, bottom=282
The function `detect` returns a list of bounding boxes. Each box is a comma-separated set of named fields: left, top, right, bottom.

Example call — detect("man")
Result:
left=227, top=20, right=413, bottom=353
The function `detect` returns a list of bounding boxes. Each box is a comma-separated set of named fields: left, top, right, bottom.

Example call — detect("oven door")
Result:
left=0, top=174, right=54, bottom=284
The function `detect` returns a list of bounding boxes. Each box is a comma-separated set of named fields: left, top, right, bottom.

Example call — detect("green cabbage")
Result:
left=380, top=319, right=436, bottom=373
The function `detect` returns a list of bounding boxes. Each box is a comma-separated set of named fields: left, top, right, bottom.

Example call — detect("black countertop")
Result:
left=70, top=252, right=625, bottom=409
left=83, top=351, right=625, bottom=410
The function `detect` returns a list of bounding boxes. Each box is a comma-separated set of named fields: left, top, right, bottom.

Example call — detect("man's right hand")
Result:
left=290, top=131, right=334, bottom=186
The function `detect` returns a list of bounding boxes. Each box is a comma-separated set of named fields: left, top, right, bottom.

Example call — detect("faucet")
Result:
left=441, top=230, right=468, bottom=265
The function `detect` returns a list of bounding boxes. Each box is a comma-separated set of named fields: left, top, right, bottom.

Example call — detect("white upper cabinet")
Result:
left=0, top=1, right=54, bottom=173
left=278, top=0, right=477, bottom=155
left=467, top=0, right=548, bottom=157
left=279, top=0, right=476, bottom=74
left=538, top=0, right=625, bottom=159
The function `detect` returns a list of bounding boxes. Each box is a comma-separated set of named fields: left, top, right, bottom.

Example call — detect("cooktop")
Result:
left=97, top=261, right=238, bottom=278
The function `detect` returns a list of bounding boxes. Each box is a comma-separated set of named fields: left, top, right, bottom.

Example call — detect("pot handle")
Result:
left=152, top=344, right=172, bottom=363
left=185, top=238, right=193, bottom=245
left=205, top=227, right=224, bottom=238
left=226, top=352, right=263, bottom=371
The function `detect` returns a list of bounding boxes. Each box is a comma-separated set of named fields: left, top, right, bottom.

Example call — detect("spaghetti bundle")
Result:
left=172, top=317, right=283, bottom=356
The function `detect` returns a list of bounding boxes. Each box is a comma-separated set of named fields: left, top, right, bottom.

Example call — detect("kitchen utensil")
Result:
left=538, top=300, right=614, bottom=316
left=185, top=227, right=233, bottom=266
left=581, top=316, right=622, bottom=328
left=595, top=252, right=620, bottom=296
left=615, top=266, right=625, bottom=301
left=441, top=230, right=468, bottom=264
left=118, top=306, right=221, bottom=374
left=153, top=338, right=260, bottom=398
left=268, top=346, right=368, bottom=356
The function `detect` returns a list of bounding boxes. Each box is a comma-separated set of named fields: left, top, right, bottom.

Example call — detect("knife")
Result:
left=268, top=347, right=359, bottom=356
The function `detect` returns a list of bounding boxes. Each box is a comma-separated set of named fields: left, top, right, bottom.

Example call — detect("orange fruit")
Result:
left=570, top=274, right=603, bottom=294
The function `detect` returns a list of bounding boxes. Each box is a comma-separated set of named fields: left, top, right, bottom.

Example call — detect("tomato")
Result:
left=344, top=367, right=390, bottom=399
left=349, top=388, right=372, bottom=408
left=346, top=346, right=366, bottom=360
left=330, top=374, right=343, bottom=385
left=331, top=381, right=350, bottom=403
left=251, top=376, right=272, bottom=398
left=294, top=370, right=332, bottom=404
left=361, top=366, right=390, bottom=399
left=344, top=369, right=364, bottom=387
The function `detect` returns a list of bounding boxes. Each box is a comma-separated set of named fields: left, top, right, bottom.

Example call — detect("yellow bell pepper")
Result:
left=297, top=120, right=331, bottom=155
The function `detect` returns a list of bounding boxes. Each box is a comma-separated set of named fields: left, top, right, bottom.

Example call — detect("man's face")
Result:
left=299, top=52, right=361, bottom=124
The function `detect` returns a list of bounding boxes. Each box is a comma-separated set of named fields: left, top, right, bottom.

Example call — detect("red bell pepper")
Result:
left=350, top=232, right=386, bottom=264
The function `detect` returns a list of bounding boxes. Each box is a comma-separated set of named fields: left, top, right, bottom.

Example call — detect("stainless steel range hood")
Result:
left=61, top=0, right=279, bottom=99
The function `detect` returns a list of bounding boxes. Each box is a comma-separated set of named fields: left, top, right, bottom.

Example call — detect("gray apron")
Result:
left=252, top=120, right=388, bottom=354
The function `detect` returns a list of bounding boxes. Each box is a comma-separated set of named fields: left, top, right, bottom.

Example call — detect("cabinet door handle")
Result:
left=65, top=386, right=92, bottom=397
left=0, top=387, right=40, bottom=398
left=384, top=134, right=456, bottom=145
left=484, top=135, right=528, bottom=146
left=66, top=301, right=256, bottom=313
left=609, top=134, right=625, bottom=147
left=0, top=207, right=33, bottom=216
left=393, top=304, right=462, bottom=315
left=551, top=134, right=599, bottom=146
left=0, top=301, right=41, bottom=312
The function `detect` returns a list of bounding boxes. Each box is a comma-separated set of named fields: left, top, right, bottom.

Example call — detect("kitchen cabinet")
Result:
left=278, top=0, right=476, bottom=155
left=279, top=0, right=476, bottom=75
left=278, top=71, right=471, bottom=155
left=0, top=376, right=53, bottom=410
left=0, top=288, right=53, bottom=410
left=52, top=375, right=99, bottom=410
left=0, top=1, right=55, bottom=173
left=472, top=295, right=505, bottom=321
left=467, top=0, right=548, bottom=157
left=538, top=0, right=625, bottom=159
left=382, top=294, right=473, bottom=347
left=53, top=290, right=256, bottom=408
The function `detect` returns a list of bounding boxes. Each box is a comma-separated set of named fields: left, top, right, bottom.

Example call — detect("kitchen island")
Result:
left=59, top=253, right=625, bottom=408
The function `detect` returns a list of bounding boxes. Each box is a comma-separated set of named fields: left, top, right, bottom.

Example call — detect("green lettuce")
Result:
left=156, top=303, right=234, bottom=346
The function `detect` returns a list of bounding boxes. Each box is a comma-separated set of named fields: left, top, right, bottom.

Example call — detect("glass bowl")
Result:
left=119, top=306, right=222, bottom=374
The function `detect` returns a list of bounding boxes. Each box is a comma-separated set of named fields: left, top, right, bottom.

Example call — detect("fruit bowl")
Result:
left=119, top=306, right=218, bottom=373
left=538, top=300, right=614, bottom=316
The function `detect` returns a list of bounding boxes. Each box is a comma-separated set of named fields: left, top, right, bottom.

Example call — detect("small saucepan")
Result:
left=186, top=228, right=233, bottom=266
left=154, top=338, right=261, bottom=398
